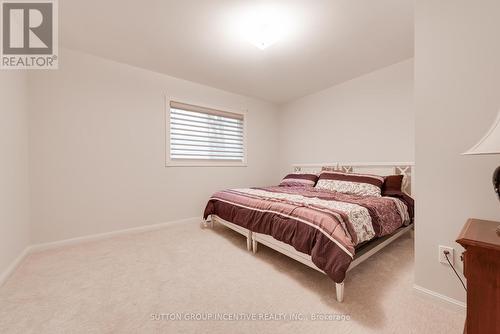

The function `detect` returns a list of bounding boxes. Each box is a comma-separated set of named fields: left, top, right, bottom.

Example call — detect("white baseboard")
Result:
left=413, top=284, right=466, bottom=309
left=0, top=216, right=201, bottom=287
left=0, top=246, right=32, bottom=287
left=30, top=216, right=201, bottom=252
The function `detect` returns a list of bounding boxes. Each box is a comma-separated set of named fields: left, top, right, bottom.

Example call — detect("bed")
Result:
left=202, top=162, right=414, bottom=302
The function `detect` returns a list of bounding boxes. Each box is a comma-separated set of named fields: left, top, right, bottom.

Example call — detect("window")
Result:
left=167, top=100, right=246, bottom=166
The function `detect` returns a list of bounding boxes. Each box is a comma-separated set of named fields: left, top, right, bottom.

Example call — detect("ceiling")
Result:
left=60, top=0, right=414, bottom=104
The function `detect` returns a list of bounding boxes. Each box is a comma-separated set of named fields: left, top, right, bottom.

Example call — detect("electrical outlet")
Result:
left=438, top=246, right=454, bottom=265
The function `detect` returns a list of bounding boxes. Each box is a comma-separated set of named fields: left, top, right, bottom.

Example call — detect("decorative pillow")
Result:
left=315, top=171, right=384, bottom=197
left=279, top=173, right=318, bottom=187
left=382, top=175, right=404, bottom=195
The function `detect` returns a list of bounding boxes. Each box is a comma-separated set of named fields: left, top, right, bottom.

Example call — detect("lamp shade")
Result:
left=463, top=111, right=500, bottom=155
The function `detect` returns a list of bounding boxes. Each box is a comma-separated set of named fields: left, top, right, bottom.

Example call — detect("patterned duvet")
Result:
left=203, top=186, right=413, bottom=283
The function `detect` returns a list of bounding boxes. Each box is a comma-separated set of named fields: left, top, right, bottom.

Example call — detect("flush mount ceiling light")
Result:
left=234, top=5, right=294, bottom=50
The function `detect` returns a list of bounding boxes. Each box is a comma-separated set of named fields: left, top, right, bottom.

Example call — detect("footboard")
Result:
left=206, top=215, right=252, bottom=252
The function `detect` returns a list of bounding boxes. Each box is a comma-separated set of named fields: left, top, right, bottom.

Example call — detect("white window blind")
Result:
left=169, top=101, right=245, bottom=162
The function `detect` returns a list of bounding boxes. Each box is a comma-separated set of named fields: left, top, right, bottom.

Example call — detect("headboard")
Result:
left=292, top=162, right=414, bottom=196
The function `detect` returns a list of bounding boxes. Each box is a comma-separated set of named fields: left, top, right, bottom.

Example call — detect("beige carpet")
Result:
left=0, top=221, right=465, bottom=334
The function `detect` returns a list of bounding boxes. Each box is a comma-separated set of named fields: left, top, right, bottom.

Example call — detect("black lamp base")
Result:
left=493, top=166, right=500, bottom=235
left=493, top=165, right=500, bottom=200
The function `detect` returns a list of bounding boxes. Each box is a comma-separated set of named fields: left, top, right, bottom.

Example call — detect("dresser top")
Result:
left=456, top=218, right=500, bottom=251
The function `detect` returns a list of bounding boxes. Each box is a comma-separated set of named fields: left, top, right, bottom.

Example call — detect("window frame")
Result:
left=165, top=96, right=248, bottom=167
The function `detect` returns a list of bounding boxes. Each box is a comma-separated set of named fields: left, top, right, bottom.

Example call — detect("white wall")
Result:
left=278, top=59, right=414, bottom=174
left=28, top=48, right=280, bottom=243
left=415, top=1, right=500, bottom=303
left=0, top=72, right=30, bottom=277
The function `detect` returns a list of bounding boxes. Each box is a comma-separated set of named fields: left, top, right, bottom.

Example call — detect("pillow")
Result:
left=382, top=175, right=404, bottom=195
left=315, top=171, right=384, bottom=197
left=279, top=173, right=318, bottom=187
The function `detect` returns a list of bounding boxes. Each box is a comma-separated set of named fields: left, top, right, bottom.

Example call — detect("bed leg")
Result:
left=252, top=234, right=258, bottom=254
left=246, top=231, right=252, bottom=251
left=335, top=282, right=344, bottom=303
left=201, top=218, right=215, bottom=229
left=410, top=225, right=415, bottom=239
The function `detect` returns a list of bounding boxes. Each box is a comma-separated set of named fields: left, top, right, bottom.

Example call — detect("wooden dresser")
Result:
left=456, top=218, right=500, bottom=334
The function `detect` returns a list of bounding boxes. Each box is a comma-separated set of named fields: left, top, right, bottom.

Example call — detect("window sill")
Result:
left=165, top=161, right=248, bottom=167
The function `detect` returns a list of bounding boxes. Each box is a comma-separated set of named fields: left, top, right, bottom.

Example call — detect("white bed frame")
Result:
left=205, top=162, right=415, bottom=302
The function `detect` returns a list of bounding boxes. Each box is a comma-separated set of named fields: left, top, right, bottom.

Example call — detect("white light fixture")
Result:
left=462, top=110, right=500, bottom=234
left=235, top=5, right=293, bottom=50
left=463, top=111, right=500, bottom=155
